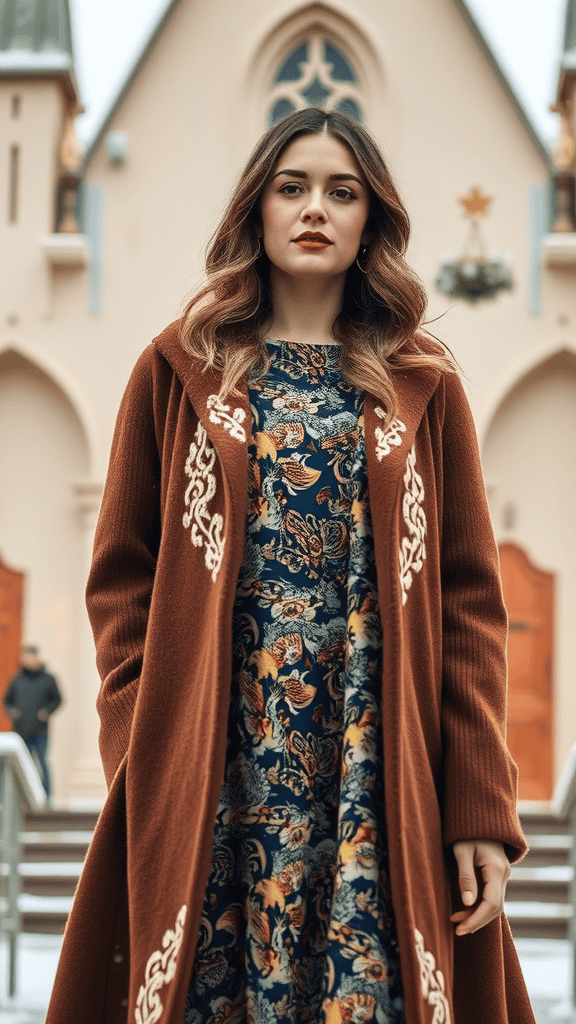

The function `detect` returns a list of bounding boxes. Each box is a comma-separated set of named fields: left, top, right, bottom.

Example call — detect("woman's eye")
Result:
left=278, top=183, right=356, bottom=201
left=332, top=188, right=355, bottom=201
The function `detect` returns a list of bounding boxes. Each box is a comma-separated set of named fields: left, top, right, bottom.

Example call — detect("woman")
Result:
left=46, top=109, right=534, bottom=1024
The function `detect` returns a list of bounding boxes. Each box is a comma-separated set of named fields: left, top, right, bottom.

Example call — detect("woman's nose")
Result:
left=300, top=191, right=327, bottom=222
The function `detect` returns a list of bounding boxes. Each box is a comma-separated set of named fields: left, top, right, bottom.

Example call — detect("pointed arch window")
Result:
left=268, top=34, right=364, bottom=126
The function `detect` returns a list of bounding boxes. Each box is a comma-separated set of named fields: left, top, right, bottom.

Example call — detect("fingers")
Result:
left=455, top=874, right=503, bottom=935
left=450, top=840, right=510, bottom=937
left=452, top=840, right=478, bottom=908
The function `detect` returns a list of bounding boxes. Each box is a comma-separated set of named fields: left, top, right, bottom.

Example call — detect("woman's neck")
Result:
left=264, top=268, right=345, bottom=345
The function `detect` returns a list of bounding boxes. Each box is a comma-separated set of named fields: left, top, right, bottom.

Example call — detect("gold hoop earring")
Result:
left=356, top=245, right=369, bottom=273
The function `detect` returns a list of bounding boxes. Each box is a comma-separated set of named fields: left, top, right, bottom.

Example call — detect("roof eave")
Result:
left=455, top=0, right=550, bottom=166
left=0, top=68, right=79, bottom=105
left=0, top=50, right=80, bottom=104
left=84, top=0, right=180, bottom=167
left=84, top=0, right=551, bottom=168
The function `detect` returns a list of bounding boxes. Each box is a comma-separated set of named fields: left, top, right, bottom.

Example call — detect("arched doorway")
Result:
left=0, top=349, right=90, bottom=800
left=483, top=349, right=576, bottom=792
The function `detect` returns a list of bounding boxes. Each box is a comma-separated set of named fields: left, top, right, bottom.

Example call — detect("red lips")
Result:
left=293, top=231, right=332, bottom=243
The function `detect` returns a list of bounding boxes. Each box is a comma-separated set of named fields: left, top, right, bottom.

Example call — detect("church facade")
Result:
left=0, top=0, right=574, bottom=808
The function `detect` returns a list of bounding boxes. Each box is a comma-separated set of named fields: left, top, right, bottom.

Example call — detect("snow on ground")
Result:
left=0, top=934, right=61, bottom=1024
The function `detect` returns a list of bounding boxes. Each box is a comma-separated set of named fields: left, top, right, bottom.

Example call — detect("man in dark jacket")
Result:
left=3, top=645, right=62, bottom=801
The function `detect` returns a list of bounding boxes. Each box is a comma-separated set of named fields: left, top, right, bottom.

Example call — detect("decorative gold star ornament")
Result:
left=459, top=187, right=492, bottom=219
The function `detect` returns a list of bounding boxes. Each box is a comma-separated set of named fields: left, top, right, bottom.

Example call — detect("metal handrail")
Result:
left=0, top=733, right=46, bottom=997
left=551, top=743, right=576, bottom=1007
left=553, top=746, right=576, bottom=821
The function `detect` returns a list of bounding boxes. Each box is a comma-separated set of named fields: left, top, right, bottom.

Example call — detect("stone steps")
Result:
left=506, top=813, right=573, bottom=939
left=11, top=808, right=576, bottom=938
left=16, top=808, right=98, bottom=933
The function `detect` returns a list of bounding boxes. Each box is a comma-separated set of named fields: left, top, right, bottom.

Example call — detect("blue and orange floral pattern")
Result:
left=183, top=340, right=403, bottom=1024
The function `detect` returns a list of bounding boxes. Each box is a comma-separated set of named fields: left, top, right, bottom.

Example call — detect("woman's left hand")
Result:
left=450, top=840, right=511, bottom=936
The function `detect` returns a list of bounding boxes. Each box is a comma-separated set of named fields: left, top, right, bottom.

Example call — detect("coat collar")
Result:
left=152, top=319, right=251, bottom=450
left=370, top=359, right=440, bottom=437
left=153, top=318, right=442, bottom=463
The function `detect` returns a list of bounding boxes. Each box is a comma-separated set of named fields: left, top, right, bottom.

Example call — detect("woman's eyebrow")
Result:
left=272, top=168, right=365, bottom=187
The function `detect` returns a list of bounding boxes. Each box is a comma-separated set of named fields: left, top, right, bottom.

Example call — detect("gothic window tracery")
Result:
left=268, top=34, right=364, bottom=125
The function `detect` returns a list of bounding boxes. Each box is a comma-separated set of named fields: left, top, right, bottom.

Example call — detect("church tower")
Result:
left=0, top=0, right=87, bottom=325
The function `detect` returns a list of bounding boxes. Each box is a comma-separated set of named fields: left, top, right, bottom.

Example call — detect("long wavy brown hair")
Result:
left=180, top=108, right=455, bottom=423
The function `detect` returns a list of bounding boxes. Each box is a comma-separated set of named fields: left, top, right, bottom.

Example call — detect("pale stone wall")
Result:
left=0, top=81, right=63, bottom=319
left=0, top=77, right=106, bottom=804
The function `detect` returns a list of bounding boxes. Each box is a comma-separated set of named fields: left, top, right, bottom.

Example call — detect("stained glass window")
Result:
left=323, top=42, right=355, bottom=82
left=275, top=43, right=309, bottom=84
left=270, top=98, right=297, bottom=123
left=268, top=34, right=363, bottom=126
left=301, top=77, right=332, bottom=106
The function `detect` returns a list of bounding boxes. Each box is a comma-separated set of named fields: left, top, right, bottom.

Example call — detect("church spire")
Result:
left=0, top=0, right=78, bottom=102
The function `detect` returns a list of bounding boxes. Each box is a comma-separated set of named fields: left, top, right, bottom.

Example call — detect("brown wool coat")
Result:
left=46, top=319, right=535, bottom=1024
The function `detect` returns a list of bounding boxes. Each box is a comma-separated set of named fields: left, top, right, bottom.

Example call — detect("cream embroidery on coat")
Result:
left=183, top=422, right=225, bottom=582
left=206, top=394, right=247, bottom=442
left=135, top=905, right=187, bottom=1024
left=374, top=407, right=407, bottom=461
left=414, top=928, right=452, bottom=1024
left=399, top=445, right=427, bottom=605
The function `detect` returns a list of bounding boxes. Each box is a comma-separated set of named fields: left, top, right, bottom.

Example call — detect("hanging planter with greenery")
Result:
left=435, top=188, right=513, bottom=304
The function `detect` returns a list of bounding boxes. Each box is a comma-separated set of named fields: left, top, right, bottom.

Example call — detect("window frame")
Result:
left=267, top=31, right=365, bottom=126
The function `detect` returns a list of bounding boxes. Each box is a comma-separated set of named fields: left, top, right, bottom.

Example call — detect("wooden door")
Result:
left=499, top=543, right=554, bottom=800
left=0, top=555, right=24, bottom=732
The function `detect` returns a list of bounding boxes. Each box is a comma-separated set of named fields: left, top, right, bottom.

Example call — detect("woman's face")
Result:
left=258, top=132, right=371, bottom=280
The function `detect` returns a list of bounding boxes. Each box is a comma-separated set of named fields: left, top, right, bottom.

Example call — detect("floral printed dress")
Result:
left=184, top=339, right=404, bottom=1024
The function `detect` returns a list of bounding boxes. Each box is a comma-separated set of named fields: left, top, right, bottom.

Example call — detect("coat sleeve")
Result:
left=439, top=373, right=527, bottom=863
left=44, top=676, right=62, bottom=716
left=3, top=679, right=16, bottom=713
left=86, top=347, right=164, bottom=789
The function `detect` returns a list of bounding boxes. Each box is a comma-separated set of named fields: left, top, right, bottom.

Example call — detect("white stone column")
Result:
left=67, top=479, right=107, bottom=808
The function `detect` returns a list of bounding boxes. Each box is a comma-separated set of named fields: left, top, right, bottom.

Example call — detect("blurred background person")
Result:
left=3, top=644, right=62, bottom=803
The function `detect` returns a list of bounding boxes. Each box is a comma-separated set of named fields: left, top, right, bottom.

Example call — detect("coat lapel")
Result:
left=364, top=362, right=441, bottom=480
left=154, top=319, right=441, bottom=485
left=154, top=322, right=442, bottom=581
left=153, top=321, right=251, bottom=531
